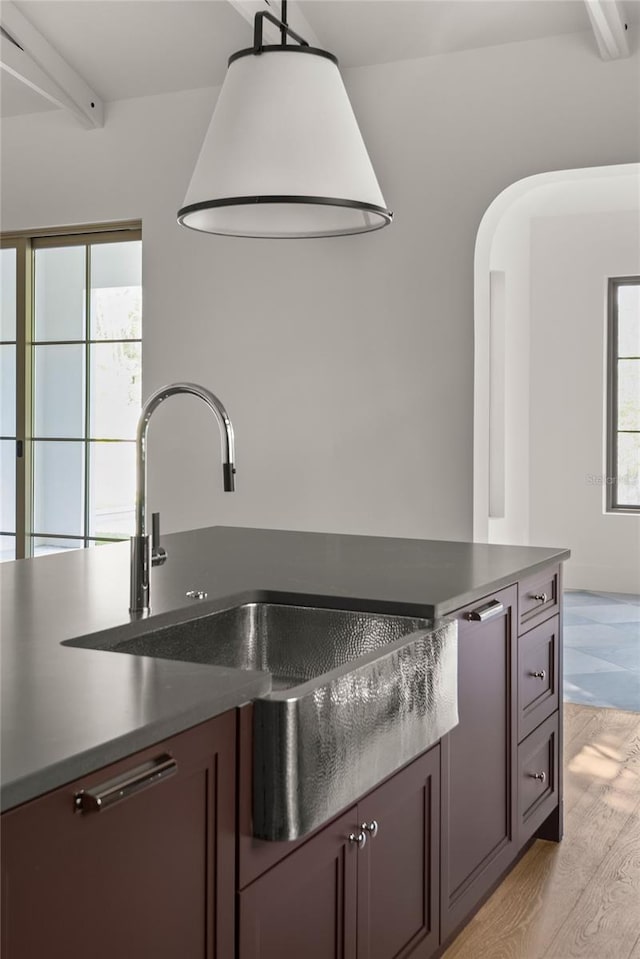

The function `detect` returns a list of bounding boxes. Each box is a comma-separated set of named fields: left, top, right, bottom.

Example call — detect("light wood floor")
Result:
left=443, top=704, right=640, bottom=959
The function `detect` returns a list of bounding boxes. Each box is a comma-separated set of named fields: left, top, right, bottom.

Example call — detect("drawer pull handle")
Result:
left=74, top=754, right=177, bottom=813
left=466, top=600, right=504, bottom=622
left=349, top=830, right=367, bottom=850
left=531, top=669, right=547, bottom=681
left=361, top=820, right=378, bottom=838
left=531, top=771, right=547, bottom=783
left=531, top=592, right=548, bottom=604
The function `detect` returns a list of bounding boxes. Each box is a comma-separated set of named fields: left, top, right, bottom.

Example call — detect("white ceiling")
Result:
left=303, top=1, right=593, bottom=66
left=4, top=1, right=251, bottom=105
left=1, top=0, right=637, bottom=118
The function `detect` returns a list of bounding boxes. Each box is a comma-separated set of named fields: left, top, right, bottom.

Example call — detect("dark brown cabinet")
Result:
left=517, top=563, right=564, bottom=846
left=239, top=805, right=358, bottom=959
left=357, top=746, right=440, bottom=959
left=1, top=710, right=236, bottom=959
left=440, top=585, right=518, bottom=942
left=238, top=745, right=440, bottom=959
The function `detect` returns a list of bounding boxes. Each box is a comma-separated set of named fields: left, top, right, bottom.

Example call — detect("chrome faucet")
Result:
left=129, top=382, right=236, bottom=615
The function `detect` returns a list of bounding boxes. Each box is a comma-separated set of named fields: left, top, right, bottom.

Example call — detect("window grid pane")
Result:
left=0, top=534, right=16, bottom=562
left=33, top=440, right=85, bottom=537
left=32, top=536, right=84, bottom=557
left=90, top=240, right=142, bottom=340
left=618, top=284, right=640, bottom=358
left=33, top=344, right=85, bottom=438
left=1, top=247, right=17, bottom=341
left=89, top=441, right=136, bottom=538
left=1, top=439, right=16, bottom=533
left=615, top=431, right=640, bottom=507
left=0, top=344, right=16, bottom=436
left=34, top=246, right=86, bottom=341
left=90, top=342, right=141, bottom=440
left=617, top=359, right=640, bottom=431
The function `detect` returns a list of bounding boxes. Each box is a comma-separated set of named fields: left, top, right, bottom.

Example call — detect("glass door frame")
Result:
left=1, top=234, right=32, bottom=559
left=1, top=221, right=141, bottom=560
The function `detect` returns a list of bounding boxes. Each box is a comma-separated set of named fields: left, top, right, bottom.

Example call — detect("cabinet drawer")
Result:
left=518, top=565, right=560, bottom=634
left=518, top=616, right=559, bottom=743
left=518, top=712, right=559, bottom=844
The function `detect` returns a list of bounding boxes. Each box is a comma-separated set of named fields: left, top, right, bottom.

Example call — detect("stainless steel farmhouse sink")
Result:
left=64, top=601, right=458, bottom=840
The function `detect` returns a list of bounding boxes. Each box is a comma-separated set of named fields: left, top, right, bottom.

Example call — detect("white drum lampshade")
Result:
left=178, top=18, right=392, bottom=239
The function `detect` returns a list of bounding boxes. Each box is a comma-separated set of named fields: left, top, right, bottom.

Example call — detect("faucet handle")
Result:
left=223, top=462, right=236, bottom=492
left=151, top=511, right=167, bottom=566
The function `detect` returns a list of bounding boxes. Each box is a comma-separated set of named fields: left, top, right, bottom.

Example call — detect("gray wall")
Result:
left=2, top=28, right=639, bottom=543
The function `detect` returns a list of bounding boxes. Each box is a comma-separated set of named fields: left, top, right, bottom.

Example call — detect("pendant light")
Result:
left=177, top=1, right=392, bottom=239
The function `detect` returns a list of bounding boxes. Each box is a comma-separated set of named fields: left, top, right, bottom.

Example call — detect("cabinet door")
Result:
left=440, top=585, right=517, bottom=941
left=238, top=806, right=358, bottom=959
left=1, top=711, right=236, bottom=959
left=357, top=746, right=440, bottom=959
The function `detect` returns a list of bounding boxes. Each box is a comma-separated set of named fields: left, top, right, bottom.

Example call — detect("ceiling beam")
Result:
left=584, top=0, right=630, bottom=60
left=0, top=1, right=103, bottom=128
left=226, top=0, right=321, bottom=49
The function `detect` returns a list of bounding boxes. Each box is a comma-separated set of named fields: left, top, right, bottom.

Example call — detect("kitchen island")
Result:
left=1, top=526, right=569, bottom=958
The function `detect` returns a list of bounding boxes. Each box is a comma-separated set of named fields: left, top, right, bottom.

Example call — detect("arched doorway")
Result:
left=473, top=164, right=639, bottom=591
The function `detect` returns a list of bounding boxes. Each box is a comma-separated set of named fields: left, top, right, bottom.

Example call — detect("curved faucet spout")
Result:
left=135, top=382, right=235, bottom=538
left=130, top=381, right=236, bottom=614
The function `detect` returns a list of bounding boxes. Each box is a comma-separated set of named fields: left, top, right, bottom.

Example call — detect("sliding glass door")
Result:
left=0, top=225, right=142, bottom=560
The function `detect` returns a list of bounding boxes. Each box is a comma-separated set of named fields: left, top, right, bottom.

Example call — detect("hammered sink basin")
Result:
left=64, top=601, right=458, bottom=841
left=65, top=602, right=429, bottom=686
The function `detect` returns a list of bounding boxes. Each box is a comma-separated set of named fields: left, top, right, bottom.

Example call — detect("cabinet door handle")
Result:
left=531, top=592, right=548, bottom=604
left=348, top=830, right=367, bottom=850
left=531, top=669, right=547, bottom=681
left=74, top=754, right=177, bottom=813
left=530, top=771, right=546, bottom=783
left=466, top=600, right=504, bottom=622
left=361, top=820, right=378, bottom=838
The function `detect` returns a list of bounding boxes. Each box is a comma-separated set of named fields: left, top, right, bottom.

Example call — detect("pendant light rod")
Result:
left=252, top=1, right=309, bottom=54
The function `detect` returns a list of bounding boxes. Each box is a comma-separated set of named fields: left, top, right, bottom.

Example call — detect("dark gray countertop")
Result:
left=0, top=525, right=569, bottom=812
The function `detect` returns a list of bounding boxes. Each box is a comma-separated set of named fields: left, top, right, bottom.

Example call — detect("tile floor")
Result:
left=563, top=590, right=640, bottom=712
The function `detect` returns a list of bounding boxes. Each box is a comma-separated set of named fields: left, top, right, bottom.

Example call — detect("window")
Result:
left=0, top=224, right=142, bottom=560
left=607, top=277, right=640, bottom=512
